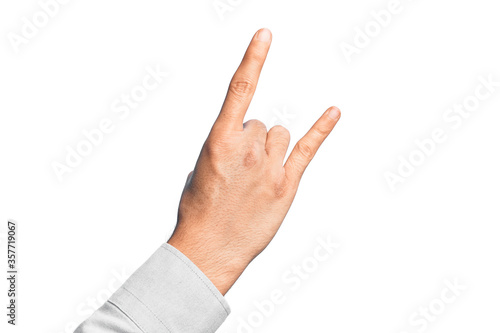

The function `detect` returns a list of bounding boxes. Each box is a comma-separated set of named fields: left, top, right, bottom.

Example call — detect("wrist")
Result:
left=167, top=235, right=249, bottom=295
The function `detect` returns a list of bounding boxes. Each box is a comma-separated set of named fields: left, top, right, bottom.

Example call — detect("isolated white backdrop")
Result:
left=1, top=0, right=499, bottom=332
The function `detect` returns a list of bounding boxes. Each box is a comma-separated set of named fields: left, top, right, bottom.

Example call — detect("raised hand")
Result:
left=168, top=28, right=341, bottom=295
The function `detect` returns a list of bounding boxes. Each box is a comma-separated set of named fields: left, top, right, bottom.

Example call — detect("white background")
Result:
left=1, top=0, right=499, bottom=332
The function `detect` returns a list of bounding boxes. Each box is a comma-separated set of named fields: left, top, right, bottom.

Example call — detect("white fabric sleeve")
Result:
left=75, top=243, right=231, bottom=333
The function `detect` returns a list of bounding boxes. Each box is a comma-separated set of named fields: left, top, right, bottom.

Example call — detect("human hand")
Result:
left=167, top=28, right=341, bottom=295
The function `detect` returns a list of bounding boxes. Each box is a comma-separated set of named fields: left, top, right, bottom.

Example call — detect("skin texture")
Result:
left=168, top=28, right=341, bottom=295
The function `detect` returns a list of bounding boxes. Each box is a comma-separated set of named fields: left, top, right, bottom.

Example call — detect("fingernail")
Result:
left=256, top=28, right=272, bottom=42
left=327, top=107, right=341, bottom=120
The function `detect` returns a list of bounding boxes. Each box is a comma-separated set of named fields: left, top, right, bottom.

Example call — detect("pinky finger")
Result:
left=284, top=106, right=341, bottom=184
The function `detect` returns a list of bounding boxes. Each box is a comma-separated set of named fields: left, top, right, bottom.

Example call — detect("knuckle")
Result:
left=229, top=77, right=254, bottom=98
left=245, top=119, right=266, bottom=130
left=271, top=125, right=290, bottom=138
left=203, top=136, right=226, bottom=157
left=295, top=140, right=315, bottom=159
left=247, top=51, right=265, bottom=64
left=243, top=143, right=260, bottom=168
left=272, top=177, right=288, bottom=199
left=202, top=138, right=231, bottom=176
left=203, top=135, right=217, bottom=151
left=272, top=126, right=290, bottom=145
left=312, top=125, right=330, bottom=137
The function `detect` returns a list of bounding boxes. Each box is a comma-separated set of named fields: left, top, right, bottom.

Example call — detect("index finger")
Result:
left=214, top=28, right=272, bottom=131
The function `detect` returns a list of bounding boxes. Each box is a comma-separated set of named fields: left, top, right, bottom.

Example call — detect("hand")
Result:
left=167, top=28, right=341, bottom=295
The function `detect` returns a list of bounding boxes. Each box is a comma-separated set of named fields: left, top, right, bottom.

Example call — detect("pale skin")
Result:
left=168, top=28, right=341, bottom=295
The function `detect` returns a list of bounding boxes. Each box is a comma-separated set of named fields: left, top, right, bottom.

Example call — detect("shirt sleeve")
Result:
left=75, top=243, right=231, bottom=333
